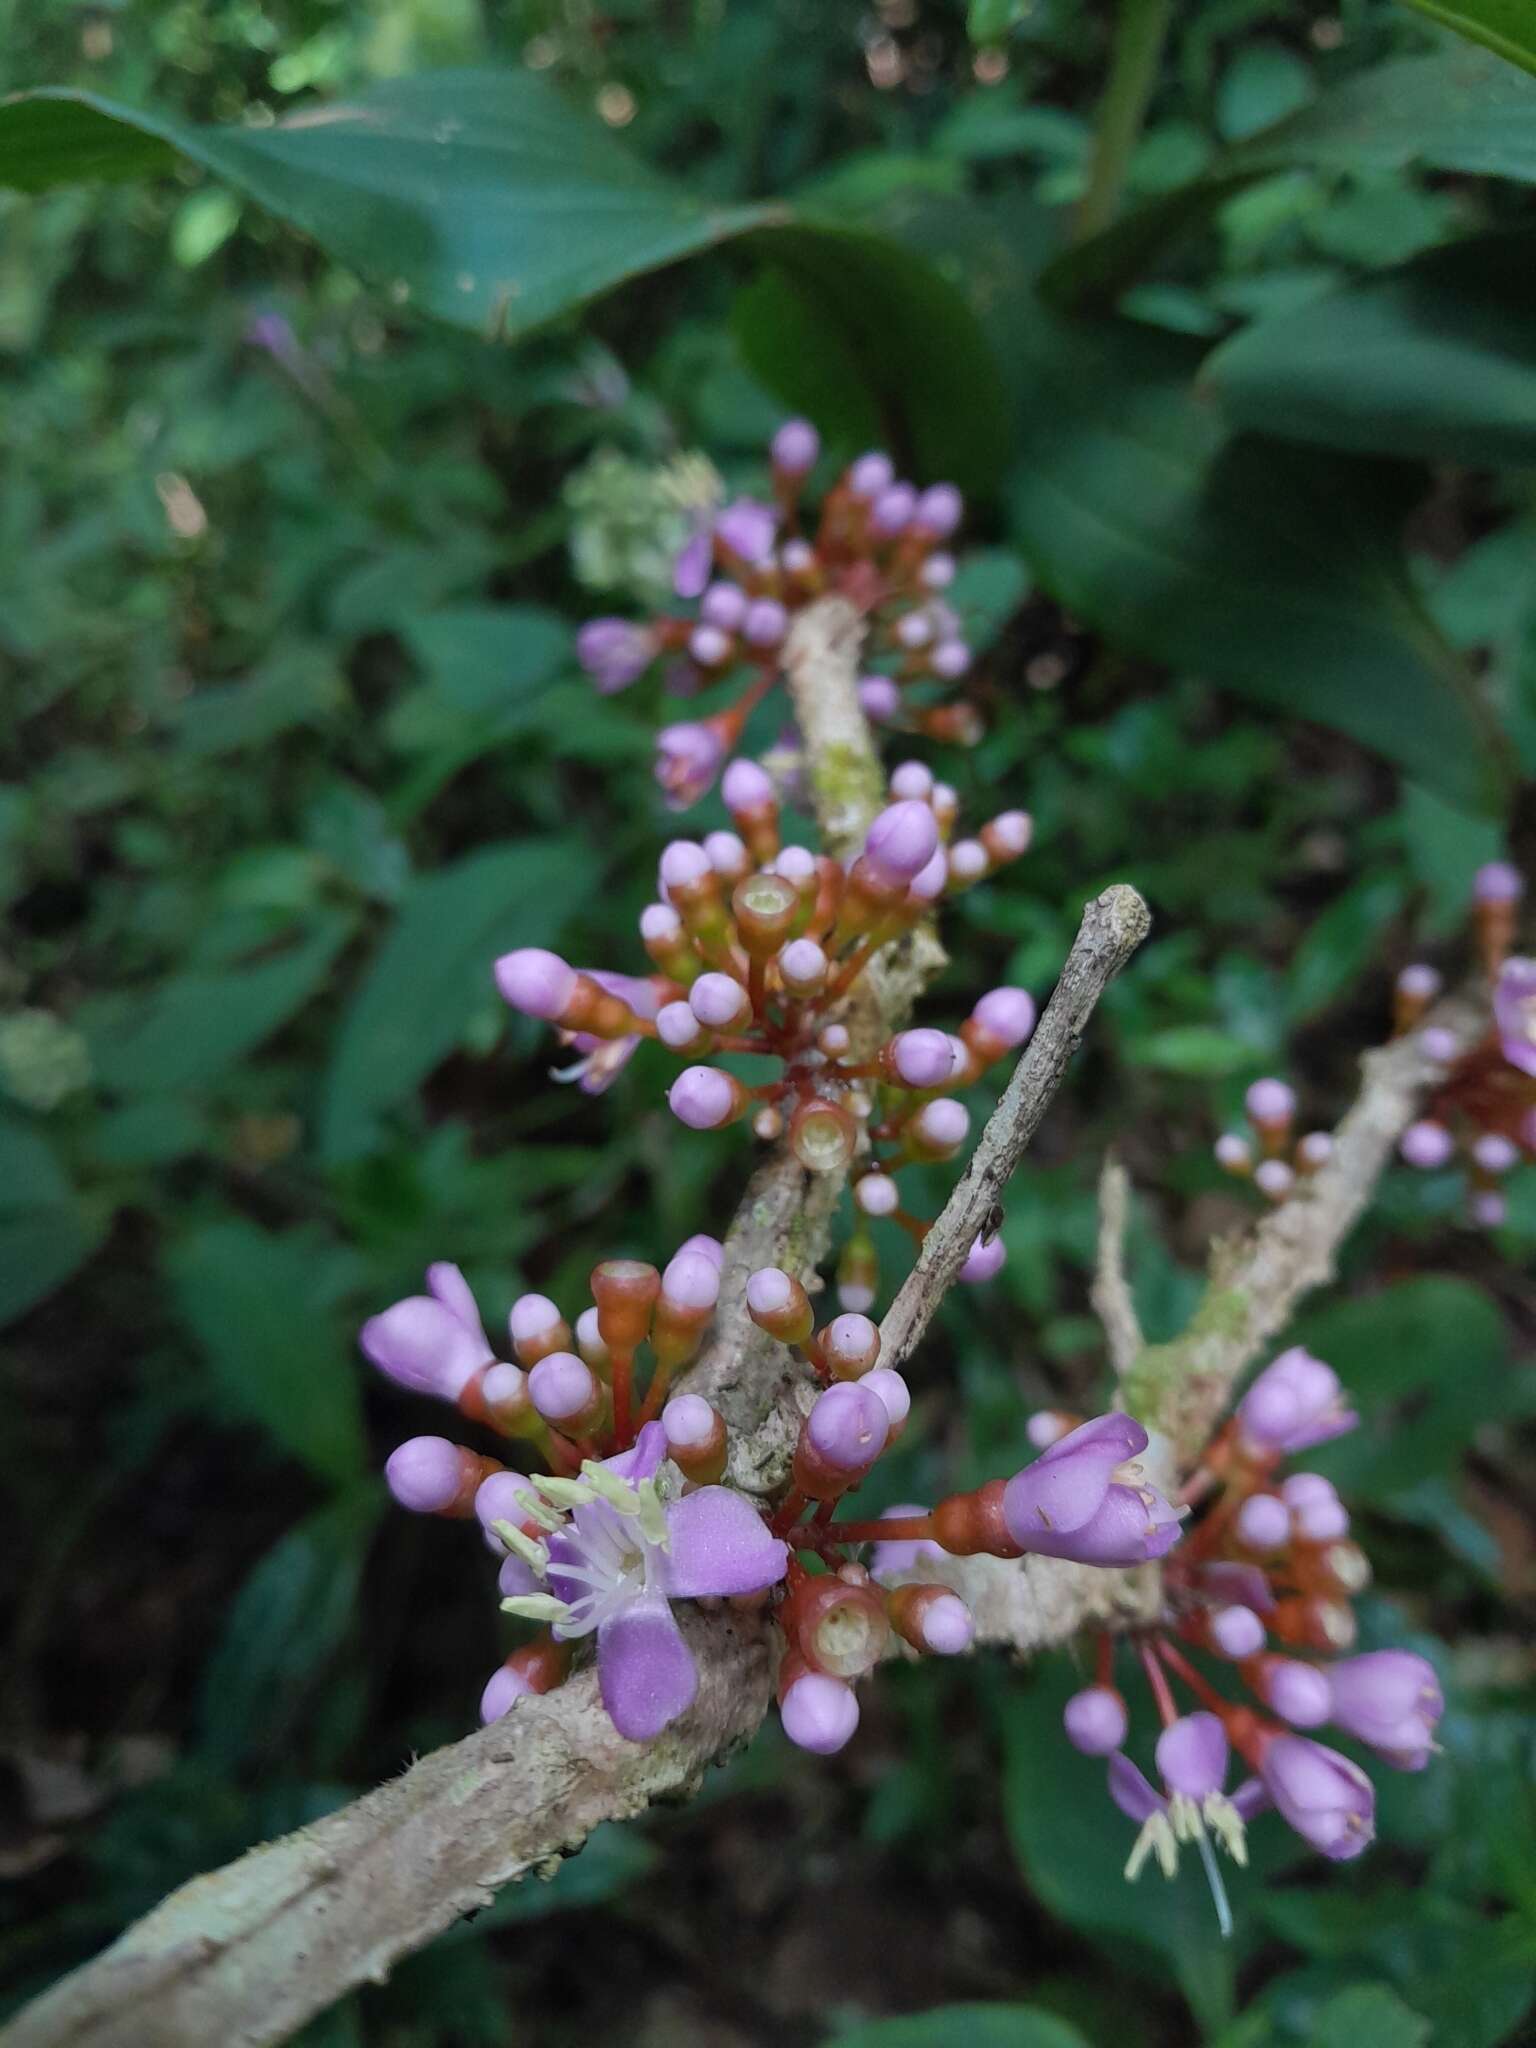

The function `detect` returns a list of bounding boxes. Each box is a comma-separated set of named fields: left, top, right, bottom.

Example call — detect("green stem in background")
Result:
left=1074, top=0, right=1176, bottom=243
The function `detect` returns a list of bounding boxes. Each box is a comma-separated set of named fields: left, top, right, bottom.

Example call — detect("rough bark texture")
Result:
left=879, top=884, right=1153, bottom=1372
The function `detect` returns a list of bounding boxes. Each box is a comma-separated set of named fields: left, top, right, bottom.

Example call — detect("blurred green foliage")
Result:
left=2, top=1, right=1536, bottom=2044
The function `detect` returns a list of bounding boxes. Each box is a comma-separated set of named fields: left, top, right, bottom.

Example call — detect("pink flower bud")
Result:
left=745, top=1265, right=814, bottom=1345
left=508, top=1293, right=567, bottom=1365
left=870, top=483, right=917, bottom=536
left=781, top=1671, right=860, bottom=1753
left=527, top=1351, right=599, bottom=1426
left=1063, top=1686, right=1128, bottom=1755
left=386, top=1436, right=472, bottom=1514
left=700, top=580, right=748, bottom=630
left=896, top=610, right=933, bottom=650
left=862, top=800, right=941, bottom=888
left=910, top=1097, right=969, bottom=1160
left=495, top=947, right=577, bottom=1021
left=640, top=901, right=683, bottom=948
left=722, top=758, right=774, bottom=812
left=480, top=1662, right=535, bottom=1722
left=959, top=1233, right=1006, bottom=1284
left=668, top=1065, right=747, bottom=1130
left=859, top=676, right=901, bottom=722
left=1296, top=1131, right=1333, bottom=1170
left=661, top=1392, right=717, bottom=1447
left=677, top=1233, right=725, bottom=1269
left=1262, top=1657, right=1333, bottom=1728
left=921, top=552, right=955, bottom=589
left=930, top=639, right=971, bottom=679
left=863, top=1368, right=910, bottom=1437
left=690, top=971, right=751, bottom=1031
left=847, top=451, right=894, bottom=499
left=972, top=987, right=1036, bottom=1049
left=1472, top=1189, right=1508, bottom=1228
left=807, top=1382, right=889, bottom=1471
left=1215, top=1133, right=1253, bottom=1173
left=1396, top=963, right=1442, bottom=1001
left=904, top=1589, right=974, bottom=1655
left=823, top=1312, right=880, bottom=1380
left=890, top=760, right=934, bottom=800
left=1254, top=1159, right=1294, bottom=1201
left=715, top=498, right=777, bottom=565
left=743, top=598, right=788, bottom=648
left=473, top=1469, right=534, bottom=1542
left=855, top=1172, right=899, bottom=1217
left=658, top=1000, right=706, bottom=1050
left=912, top=483, right=963, bottom=538
left=1474, top=861, right=1524, bottom=903
left=1419, top=1026, right=1459, bottom=1064
left=660, top=1247, right=721, bottom=1313
left=658, top=839, right=713, bottom=895
left=1473, top=1131, right=1518, bottom=1174
left=1235, top=1492, right=1290, bottom=1551
left=887, top=1028, right=958, bottom=1088
left=772, top=417, right=820, bottom=474
left=907, top=847, right=949, bottom=902
left=1246, top=1077, right=1296, bottom=1126
left=778, top=938, right=828, bottom=996
left=576, top=618, right=654, bottom=693
left=1157, top=1713, right=1229, bottom=1799
left=1210, top=1605, right=1266, bottom=1659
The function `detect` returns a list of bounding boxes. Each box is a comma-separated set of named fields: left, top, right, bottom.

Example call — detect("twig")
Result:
left=1124, top=992, right=1488, bottom=1466
left=1091, top=1153, right=1143, bottom=1378
left=879, top=884, right=1153, bottom=1373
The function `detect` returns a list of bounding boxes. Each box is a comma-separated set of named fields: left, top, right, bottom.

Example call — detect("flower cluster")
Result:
left=1057, top=1346, right=1442, bottom=1917
left=496, top=767, right=1034, bottom=1309
left=1396, top=863, right=1535, bottom=1227
left=576, top=422, right=988, bottom=811
left=362, top=1245, right=1185, bottom=1751
left=1213, top=1078, right=1334, bottom=1204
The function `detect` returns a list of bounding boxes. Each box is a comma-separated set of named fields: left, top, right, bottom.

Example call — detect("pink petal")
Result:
left=597, top=1592, right=698, bottom=1740
left=426, top=1261, right=486, bottom=1342
left=660, top=1488, right=789, bottom=1599
left=603, top=1420, right=668, bottom=1485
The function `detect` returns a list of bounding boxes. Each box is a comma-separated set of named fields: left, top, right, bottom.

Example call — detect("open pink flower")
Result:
left=1494, top=956, right=1536, bottom=1078
left=1001, top=1414, right=1183, bottom=1567
left=499, top=1422, right=788, bottom=1741
left=552, top=971, right=662, bottom=1095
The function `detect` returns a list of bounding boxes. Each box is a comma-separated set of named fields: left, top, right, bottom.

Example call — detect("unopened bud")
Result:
left=527, top=1351, right=603, bottom=1431
left=658, top=1000, right=709, bottom=1052
left=907, top=1097, right=970, bottom=1162
left=480, top=1362, right=538, bottom=1436
left=1295, top=1131, right=1333, bottom=1173
left=854, top=1172, right=899, bottom=1218
left=386, top=1437, right=499, bottom=1518
left=573, top=1307, right=610, bottom=1374
left=981, top=810, right=1031, bottom=863
left=639, top=902, right=696, bottom=982
left=1254, top=1158, right=1294, bottom=1202
left=881, top=1028, right=959, bottom=1090
left=690, top=971, right=752, bottom=1033
left=668, top=1065, right=750, bottom=1130
left=745, top=1266, right=815, bottom=1346
left=778, top=1657, right=860, bottom=1754
left=508, top=1293, right=573, bottom=1369
left=778, top=938, right=828, bottom=998
left=793, top=1382, right=890, bottom=1498
left=1246, top=1078, right=1296, bottom=1150
left=887, top=1583, right=974, bottom=1656
left=1215, top=1133, right=1253, bottom=1176
left=704, top=830, right=751, bottom=884
left=661, top=1392, right=728, bottom=1483
left=721, top=758, right=780, bottom=865
left=823, top=1312, right=881, bottom=1380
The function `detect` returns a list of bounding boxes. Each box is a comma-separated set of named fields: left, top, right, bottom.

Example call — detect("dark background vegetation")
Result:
left=2, top=3, right=1535, bottom=2043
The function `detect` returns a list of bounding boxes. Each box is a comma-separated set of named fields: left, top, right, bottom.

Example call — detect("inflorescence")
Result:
left=1393, top=864, right=1536, bottom=1228
left=495, top=765, right=1033, bottom=1307
left=1052, top=1346, right=1442, bottom=1921
left=576, top=421, right=988, bottom=812
left=358, top=418, right=1493, bottom=1914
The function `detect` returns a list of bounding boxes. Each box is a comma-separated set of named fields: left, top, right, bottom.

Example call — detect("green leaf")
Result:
left=197, top=1486, right=382, bottom=1768
left=828, top=2007, right=1091, bottom=2048
left=81, top=912, right=354, bottom=1098
left=1204, top=233, right=1536, bottom=468
left=1005, top=311, right=1506, bottom=814
left=1044, top=46, right=1536, bottom=310
left=1309, top=1984, right=1432, bottom=2048
left=1285, top=875, right=1408, bottom=1022
left=319, top=838, right=601, bottom=1161
left=398, top=604, right=570, bottom=718
left=1125, top=1026, right=1259, bottom=1077
left=1397, top=0, right=1536, bottom=80
left=0, top=1114, right=108, bottom=1327
left=0, top=75, right=772, bottom=343
left=0, top=77, right=1005, bottom=489
left=734, top=224, right=1012, bottom=495
left=165, top=1222, right=366, bottom=1483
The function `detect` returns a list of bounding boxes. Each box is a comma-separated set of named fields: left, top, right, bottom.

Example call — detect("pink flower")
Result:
left=1001, top=1414, right=1183, bottom=1567
left=1259, top=1735, right=1375, bottom=1860
left=500, top=1423, right=788, bottom=1742
left=553, top=972, right=661, bottom=1095
left=1493, top=956, right=1536, bottom=1078
left=360, top=1264, right=494, bottom=1400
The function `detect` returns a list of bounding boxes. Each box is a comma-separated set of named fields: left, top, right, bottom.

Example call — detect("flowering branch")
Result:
left=1125, top=989, right=1488, bottom=1466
